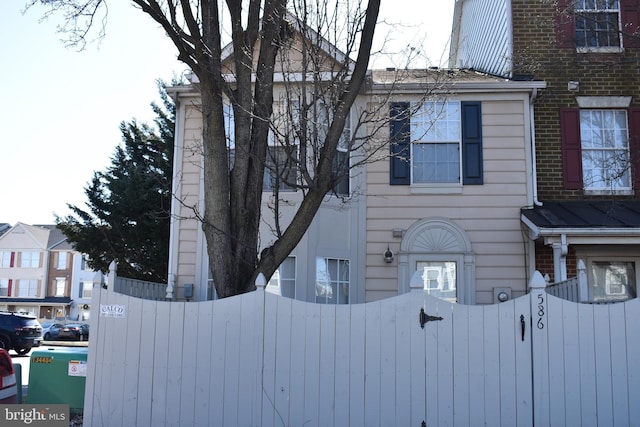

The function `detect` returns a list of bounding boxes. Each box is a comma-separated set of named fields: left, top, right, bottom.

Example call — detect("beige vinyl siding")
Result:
left=172, top=100, right=205, bottom=290
left=365, top=98, right=531, bottom=303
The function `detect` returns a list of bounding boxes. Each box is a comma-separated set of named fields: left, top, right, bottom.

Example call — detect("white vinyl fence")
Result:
left=83, top=273, right=640, bottom=427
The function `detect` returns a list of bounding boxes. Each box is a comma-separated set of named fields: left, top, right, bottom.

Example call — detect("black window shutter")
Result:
left=390, top=102, right=411, bottom=185
left=461, top=101, right=483, bottom=185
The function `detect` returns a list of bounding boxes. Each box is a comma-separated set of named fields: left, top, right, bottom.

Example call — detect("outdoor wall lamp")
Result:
left=383, top=246, right=394, bottom=263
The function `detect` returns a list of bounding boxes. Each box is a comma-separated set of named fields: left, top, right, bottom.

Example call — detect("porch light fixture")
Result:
left=383, top=246, right=394, bottom=263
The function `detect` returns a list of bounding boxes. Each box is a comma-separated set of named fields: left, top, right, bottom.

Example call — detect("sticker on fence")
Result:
left=100, top=304, right=127, bottom=318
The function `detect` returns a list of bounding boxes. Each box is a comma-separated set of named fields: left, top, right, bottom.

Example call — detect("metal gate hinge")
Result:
left=419, top=308, right=443, bottom=329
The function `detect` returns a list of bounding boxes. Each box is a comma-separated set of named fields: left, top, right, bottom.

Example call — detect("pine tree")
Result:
left=56, top=81, right=174, bottom=282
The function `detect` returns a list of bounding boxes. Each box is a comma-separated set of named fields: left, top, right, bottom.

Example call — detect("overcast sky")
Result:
left=0, top=1, right=454, bottom=226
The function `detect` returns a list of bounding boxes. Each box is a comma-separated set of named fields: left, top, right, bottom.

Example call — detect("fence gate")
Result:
left=83, top=279, right=640, bottom=427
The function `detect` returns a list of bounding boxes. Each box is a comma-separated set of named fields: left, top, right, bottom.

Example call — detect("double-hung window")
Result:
left=411, top=102, right=462, bottom=184
left=0, top=252, right=11, bottom=268
left=19, top=252, right=40, bottom=268
left=79, top=281, right=93, bottom=299
left=267, top=256, right=296, bottom=298
left=580, top=109, right=631, bottom=191
left=561, top=103, right=639, bottom=193
left=390, top=101, right=483, bottom=187
left=315, top=257, right=349, bottom=304
left=16, top=279, right=38, bottom=297
left=575, top=0, right=621, bottom=49
left=55, top=278, right=66, bottom=297
left=0, top=279, right=8, bottom=296
left=557, top=0, right=640, bottom=50
left=56, top=252, right=68, bottom=270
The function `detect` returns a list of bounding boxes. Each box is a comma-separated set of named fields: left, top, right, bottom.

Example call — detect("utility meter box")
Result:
left=27, top=347, right=88, bottom=413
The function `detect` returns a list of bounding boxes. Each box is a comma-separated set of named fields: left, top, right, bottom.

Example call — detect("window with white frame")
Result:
left=0, top=279, right=8, bottom=296
left=588, top=260, right=637, bottom=302
left=315, top=257, right=349, bottom=304
left=575, top=0, right=621, bottom=49
left=79, top=281, right=92, bottom=298
left=55, top=278, right=66, bottom=297
left=411, top=101, right=462, bottom=184
left=0, top=252, right=11, bottom=268
left=57, top=252, right=68, bottom=270
left=81, top=255, right=88, bottom=270
left=19, top=252, right=40, bottom=268
left=16, top=279, right=38, bottom=297
left=580, top=109, right=630, bottom=191
left=267, top=256, right=296, bottom=298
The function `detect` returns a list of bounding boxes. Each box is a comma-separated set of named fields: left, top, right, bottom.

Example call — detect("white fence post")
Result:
left=107, top=260, right=117, bottom=294
left=529, top=271, right=549, bottom=426
left=576, top=259, right=588, bottom=303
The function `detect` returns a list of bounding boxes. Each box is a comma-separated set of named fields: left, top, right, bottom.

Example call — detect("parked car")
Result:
left=56, top=323, right=89, bottom=341
left=41, top=322, right=65, bottom=341
left=0, top=349, right=17, bottom=403
left=0, top=312, right=43, bottom=355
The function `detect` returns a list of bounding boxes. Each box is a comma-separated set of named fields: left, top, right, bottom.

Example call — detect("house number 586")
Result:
left=536, top=293, right=545, bottom=329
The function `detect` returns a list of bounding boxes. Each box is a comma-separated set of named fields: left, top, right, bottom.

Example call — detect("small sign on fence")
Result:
left=100, top=304, right=127, bottom=318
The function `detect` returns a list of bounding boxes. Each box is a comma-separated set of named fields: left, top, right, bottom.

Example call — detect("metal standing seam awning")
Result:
left=521, top=200, right=640, bottom=281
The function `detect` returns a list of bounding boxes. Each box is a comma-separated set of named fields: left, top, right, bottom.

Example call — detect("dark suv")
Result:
left=0, top=312, right=43, bottom=355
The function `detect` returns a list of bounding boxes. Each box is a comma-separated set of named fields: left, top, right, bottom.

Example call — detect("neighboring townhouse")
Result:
left=167, top=28, right=545, bottom=304
left=167, top=30, right=368, bottom=303
left=0, top=223, right=96, bottom=319
left=451, top=0, right=640, bottom=302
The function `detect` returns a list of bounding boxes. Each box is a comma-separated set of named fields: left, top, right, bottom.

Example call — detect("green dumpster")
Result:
left=27, top=347, right=88, bottom=413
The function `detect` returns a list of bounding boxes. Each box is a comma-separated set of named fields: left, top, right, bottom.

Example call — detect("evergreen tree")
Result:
left=56, top=81, right=174, bottom=283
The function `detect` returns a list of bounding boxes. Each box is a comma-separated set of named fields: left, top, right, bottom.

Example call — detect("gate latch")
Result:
left=419, top=308, right=443, bottom=329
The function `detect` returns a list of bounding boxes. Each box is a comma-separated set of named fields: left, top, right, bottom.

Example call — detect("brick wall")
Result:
left=511, top=0, right=640, bottom=201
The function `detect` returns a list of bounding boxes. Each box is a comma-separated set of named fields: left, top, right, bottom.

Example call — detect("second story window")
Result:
left=411, top=101, right=462, bottom=184
left=575, top=0, right=621, bottom=49
left=19, top=252, right=40, bottom=268
left=79, top=281, right=92, bottom=299
left=0, top=252, right=11, bottom=268
left=390, top=101, right=483, bottom=188
left=0, top=279, right=8, bottom=296
left=57, top=252, right=68, bottom=270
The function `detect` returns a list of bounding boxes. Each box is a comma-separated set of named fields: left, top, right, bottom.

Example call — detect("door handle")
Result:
left=520, top=314, right=525, bottom=341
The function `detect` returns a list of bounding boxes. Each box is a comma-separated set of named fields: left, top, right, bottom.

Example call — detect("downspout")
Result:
left=530, top=88, right=542, bottom=206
